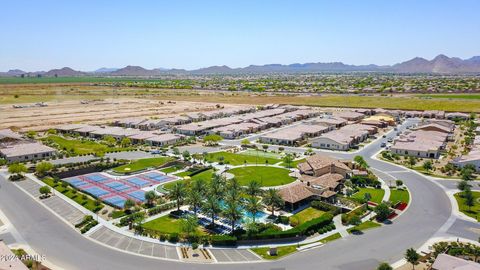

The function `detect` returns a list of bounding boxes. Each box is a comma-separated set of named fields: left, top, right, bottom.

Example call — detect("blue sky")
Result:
left=1, top=0, right=479, bottom=71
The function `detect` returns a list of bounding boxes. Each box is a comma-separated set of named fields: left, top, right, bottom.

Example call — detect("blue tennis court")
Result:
left=85, top=173, right=110, bottom=182
left=127, top=190, right=146, bottom=202
left=83, top=186, right=109, bottom=197
left=125, top=177, right=150, bottom=187
left=104, top=196, right=127, bottom=208
left=141, top=172, right=172, bottom=183
left=65, top=178, right=89, bottom=187
left=105, top=181, right=131, bottom=191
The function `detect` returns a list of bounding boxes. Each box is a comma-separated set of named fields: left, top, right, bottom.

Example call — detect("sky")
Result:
left=1, top=0, right=480, bottom=71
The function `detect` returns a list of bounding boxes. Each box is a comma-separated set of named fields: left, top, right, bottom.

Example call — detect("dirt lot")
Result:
left=0, top=97, right=243, bottom=131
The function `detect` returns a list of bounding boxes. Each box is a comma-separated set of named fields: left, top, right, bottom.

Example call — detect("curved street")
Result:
left=0, top=121, right=478, bottom=270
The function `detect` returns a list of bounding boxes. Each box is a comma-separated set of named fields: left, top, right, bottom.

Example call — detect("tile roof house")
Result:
left=0, top=142, right=56, bottom=163
left=431, top=253, right=480, bottom=270
left=278, top=154, right=352, bottom=210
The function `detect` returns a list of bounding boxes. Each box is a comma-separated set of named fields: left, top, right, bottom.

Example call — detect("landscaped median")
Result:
left=454, top=191, right=479, bottom=221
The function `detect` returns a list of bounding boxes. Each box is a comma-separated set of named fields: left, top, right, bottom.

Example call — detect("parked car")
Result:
left=380, top=142, right=387, bottom=147
left=387, top=138, right=393, bottom=142
left=382, top=135, right=387, bottom=138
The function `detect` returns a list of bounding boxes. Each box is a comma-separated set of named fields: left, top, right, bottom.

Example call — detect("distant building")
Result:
left=0, top=142, right=56, bottom=163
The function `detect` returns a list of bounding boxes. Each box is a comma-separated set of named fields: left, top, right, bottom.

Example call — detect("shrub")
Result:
left=210, top=235, right=237, bottom=246
left=168, top=233, right=179, bottom=243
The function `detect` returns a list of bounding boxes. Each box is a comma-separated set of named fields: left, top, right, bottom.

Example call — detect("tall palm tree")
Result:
left=192, top=178, right=206, bottom=196
left=245, top=196, right=263, bottom=223
left=186, top=188, right=203, bottom=215
left=246, top=179, right=262, bottom=197
left=210, top=174, right=226, bottom=199
left=223, top=198, right=242, bottom=234
left=169, top=182, right=186, bottom=211
left=262, top=188, right=284, bottom=216
left=203, top=195, right=221, bottom=227
left=226, top=178, right=242, bottom=202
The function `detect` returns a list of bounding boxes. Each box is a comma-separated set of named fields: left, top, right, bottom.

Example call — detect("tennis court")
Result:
left=140, top=172, right=175, bottom=184
left=84, top=173, right=109, bottom=182
left=104, top=181, right=132, bottom=192
left=65, top=178, right=89, bottom=188
left=83, top=186, right=109, bottom=197
left=103, top=196, right=127, bottom=208
left=127, top=190, right=146, bottom=202
left=125, top=177, right=150, bottom=187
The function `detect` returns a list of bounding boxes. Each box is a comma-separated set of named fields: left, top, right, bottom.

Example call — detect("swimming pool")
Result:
left=218, top=200, right=269, bottom=223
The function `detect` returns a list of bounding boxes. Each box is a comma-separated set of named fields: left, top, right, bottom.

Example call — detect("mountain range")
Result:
left=2, top=54, right=480, bottom=76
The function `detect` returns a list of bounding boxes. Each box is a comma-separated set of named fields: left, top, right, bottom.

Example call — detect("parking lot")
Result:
left=209, top=248, right=261, bottom=263
left=89, top=226, right=179, bottom=260
left=15, top=178, right=85, bottom=225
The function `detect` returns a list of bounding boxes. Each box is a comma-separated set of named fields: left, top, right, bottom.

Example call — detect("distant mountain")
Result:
left=44, top=67, right=85, bottom=77
left=392, top=54, right=480, bottom=74
left=93, top=67, right=118, bottom=73
left=3, top=54, right=480, bottom=76
left=109, top=66, right=163, bottom=76
left=0, top=69, right=26, bottom=77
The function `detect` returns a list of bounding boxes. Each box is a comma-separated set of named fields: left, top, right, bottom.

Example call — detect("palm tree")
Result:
left=210, top=174, right=225, bottom=198
left=203, top=195, right=221, bottom=227
left=405, top=248, right=420, bottom=270
left=282, top=153, right=294, bottom=168
left=223, top=198, right=242, bottom=234
left=245, top=196, right=263, bottom=223
left=262, top=188, right=284, bottom=216
left=226, top=178, right=242, bottom=202
left=124, top=199, right=135, bottom=213
left=144, top=190, right=156, bottom=207
left=354, top=155, right=369, bottom=170
left=246, top=180, right=262, bottom=197
left=364, top=192, right=372, bottom=209
left=180, top=215, right=199, bottom=240
left=186, top=188, right=203, bottom=215
left=192, top=178, right=206, bottom=196
left=169, top=182, right=186, bottom=211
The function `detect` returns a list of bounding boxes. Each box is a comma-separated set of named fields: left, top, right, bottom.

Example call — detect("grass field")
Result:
left=141, top=215, right=205, bottom=235
left=289, top=207, right=326, bottom=226
left=417, top=94, right=480, bottom=100
left=389, top=188, right=410, bottom=204
left=280, top=158, right=306, bottom=168
left=113, top=157, right=174, bottom=173
left=44, top=135, right=131, bottom=156
left=351, top=187, right=385, bottom=204
left=227, top=166, right=295, bottom=187
left=43, top=177, right=103, bottom=212
left=347, top=221, right=381, bottom=234
left=250, top=245, right=297, bottom=260
left=160, top=164, right=186, bottom=174
left=164, top=169, right=215, bottom=190
left=240, top=150, right=281, bottom=159
left=203, top=151, right=281, bottom=166
left=454, top=191, right=479, bottom=221
left=319, top=232, right=342, bottom=243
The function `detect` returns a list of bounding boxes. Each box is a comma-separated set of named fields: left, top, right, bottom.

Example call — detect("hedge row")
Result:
left=119, top=212, right=145, bottom=227
left=147, top=202, right=176, bottom=216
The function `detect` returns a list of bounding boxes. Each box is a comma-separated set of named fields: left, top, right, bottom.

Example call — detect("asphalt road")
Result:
left=0, top=118, right=477, bottom=270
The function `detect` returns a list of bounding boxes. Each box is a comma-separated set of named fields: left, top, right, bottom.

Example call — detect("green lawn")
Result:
left=164, top=169, right=215, bottom=190
left=280, top=158, right=306, bottom=168
left=43, top=178, right=103, bottom=212
left=289, top=207, right=326, bottom=226
left=250, top=245, right=297, bottom=260
left=351, top=187, right=385, bottom=204
left=389, top=189, right=410, bottom=204
left=347, top=221, right=381, bottom=234
left=203, top=151, right=281, bottom=166
left=241, top=149, right=281, bottom=159
left=454, top=191, right=480, bottom=221
left=44, top=135, right=132, bottom=156
left=113, top=157, right=174, bottom=173
left=142, top=215, right=204, bottom=235
left=320, top=232, right=342, bottom=243
left=227, top=166, right=295, bottom=187
left=160, top=164, right=186, bottom=174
